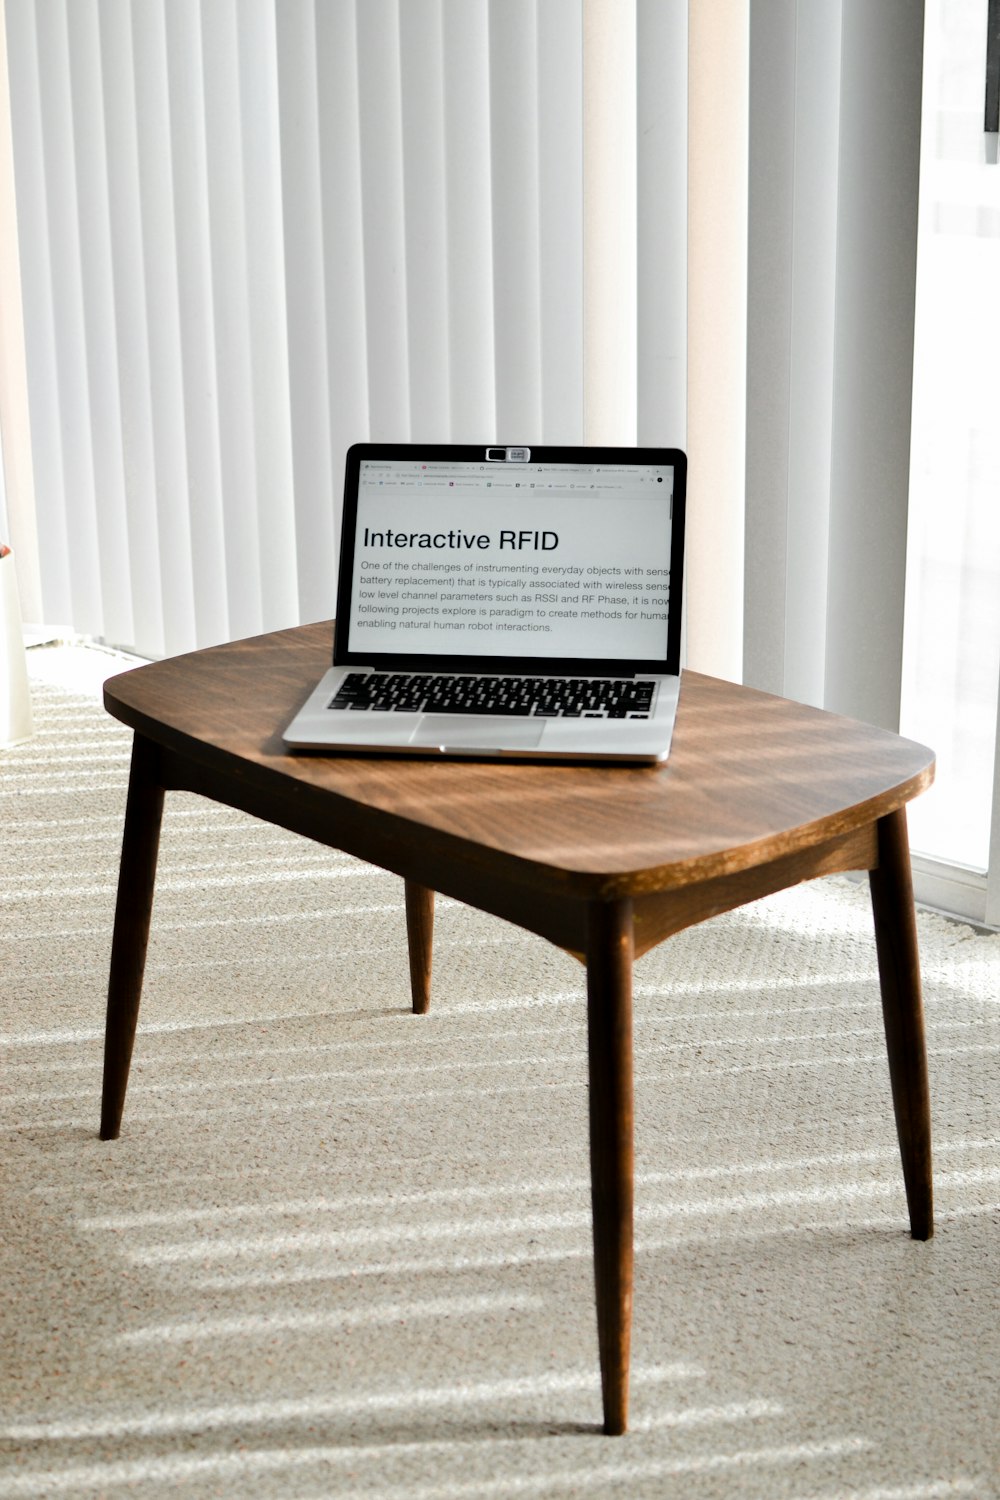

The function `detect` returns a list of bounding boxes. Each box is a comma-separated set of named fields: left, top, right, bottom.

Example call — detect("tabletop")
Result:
left=104, top=621, right=934, bottom=903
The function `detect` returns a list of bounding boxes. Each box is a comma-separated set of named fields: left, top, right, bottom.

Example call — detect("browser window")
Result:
left=347, top=458, right=675, bottom=660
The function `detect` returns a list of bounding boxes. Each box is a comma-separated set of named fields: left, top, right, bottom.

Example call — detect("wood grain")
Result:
left=103, top=621, right=934, bottom=904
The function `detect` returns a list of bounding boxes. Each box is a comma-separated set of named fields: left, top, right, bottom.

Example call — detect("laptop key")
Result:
left=330, top=671, right=657, bottom=721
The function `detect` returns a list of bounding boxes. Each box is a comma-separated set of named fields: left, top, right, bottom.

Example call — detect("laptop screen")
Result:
left=334, top=445, right=685, bottom=674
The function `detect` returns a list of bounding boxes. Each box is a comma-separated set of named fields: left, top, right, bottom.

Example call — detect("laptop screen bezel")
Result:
left=332, top=443, right=686, bottom=677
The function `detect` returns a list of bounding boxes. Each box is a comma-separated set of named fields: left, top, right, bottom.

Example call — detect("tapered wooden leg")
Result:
left=405, top=881, right=435, bottom=1014
left=100, top=735, right=165, bottom=1140
left=586, top=898, right=634, bottom=1435
left=868, top=807, right=933, bottom=1240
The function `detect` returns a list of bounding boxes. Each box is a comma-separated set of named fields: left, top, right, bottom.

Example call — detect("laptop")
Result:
left=283, top=443, right=686, bottom=763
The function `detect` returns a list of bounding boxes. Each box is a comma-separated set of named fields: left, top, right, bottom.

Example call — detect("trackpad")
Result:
left=410, top=716, right=545, bottom=750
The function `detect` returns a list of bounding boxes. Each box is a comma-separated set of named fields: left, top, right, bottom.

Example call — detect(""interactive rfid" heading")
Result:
left=362, top=527, right=559, bottom=551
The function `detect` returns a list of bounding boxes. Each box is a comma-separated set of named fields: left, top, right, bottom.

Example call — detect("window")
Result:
left=899, top=0, right=1000, bottom=923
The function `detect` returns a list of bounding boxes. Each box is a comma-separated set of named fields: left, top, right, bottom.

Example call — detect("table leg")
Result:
left=405, top=881, right=435, bottom=1015
left=586, top=898, right=634, bottom=1435
left=100, top=735, right=165, bottom=1141
left=868, top=807, right=934, bottom=1240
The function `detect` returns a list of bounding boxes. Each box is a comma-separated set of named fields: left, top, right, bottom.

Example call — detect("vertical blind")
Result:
left=686, top=0, right=748, bottom=683
left=1, top=0, right=687, bottom=661
left=744, top=0, right=925, bottom=731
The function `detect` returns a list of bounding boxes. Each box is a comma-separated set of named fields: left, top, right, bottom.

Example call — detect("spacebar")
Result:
left=423, top=703, right=535, bottom=716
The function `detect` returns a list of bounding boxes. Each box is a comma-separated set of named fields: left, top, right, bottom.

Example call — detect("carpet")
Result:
left=2, top=664, right=999, bottom=1499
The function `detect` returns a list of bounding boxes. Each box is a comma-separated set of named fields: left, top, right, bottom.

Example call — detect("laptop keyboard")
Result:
left=329, top=672, right=655, bottom=719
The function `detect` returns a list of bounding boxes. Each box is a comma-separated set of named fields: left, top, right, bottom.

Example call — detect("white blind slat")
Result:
left=164, top=0, right=229, bottom=648
left=315, top=0, right=369, bottom=573
left=489, top=0, right=543, bottom=441
left=686, top=0, right=748, bottom=682
left=538, top=0, right=583, bottom=444
left=202, top=0, right=266, bottom=641
left=8, top=0, right=82, bottom=631
left=276, top=0, right=336, bottom=626
left=824, top=0, right=923, bottom=730
left=235, top=0, right=297, bottom=632
left=583, top=0, right=636, bottom=446
left=442, top=0, right=495, bottom=438
left=65, top=0, right=134, bottom=650
left=39, top=0, right=105, bottom=635
left=783, top=6, right=842, bottom=707
left=400, top=0, right=451, bottom=441
left=100, top=0, right=169, bottom=656
left=131, top=0, right=199, bottom=655
left=0, top=0, right=42, bottom=619
left=356, top=0, right=410, bottom=439
left=637, top=0, right=686, bottom=448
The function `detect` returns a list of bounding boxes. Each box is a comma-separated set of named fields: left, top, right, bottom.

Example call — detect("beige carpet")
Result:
left=2, top=659, right=999, bottom=1499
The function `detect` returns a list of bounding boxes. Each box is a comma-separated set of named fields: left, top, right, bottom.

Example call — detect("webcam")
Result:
left=485, top=447, right=531, bottom=463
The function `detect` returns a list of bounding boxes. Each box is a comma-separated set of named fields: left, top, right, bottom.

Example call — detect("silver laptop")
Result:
left=283, top=443, right=686, bottom=763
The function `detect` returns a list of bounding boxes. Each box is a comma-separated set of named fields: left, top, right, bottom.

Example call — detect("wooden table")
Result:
left=101, top=621, right=935, bottom=1434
